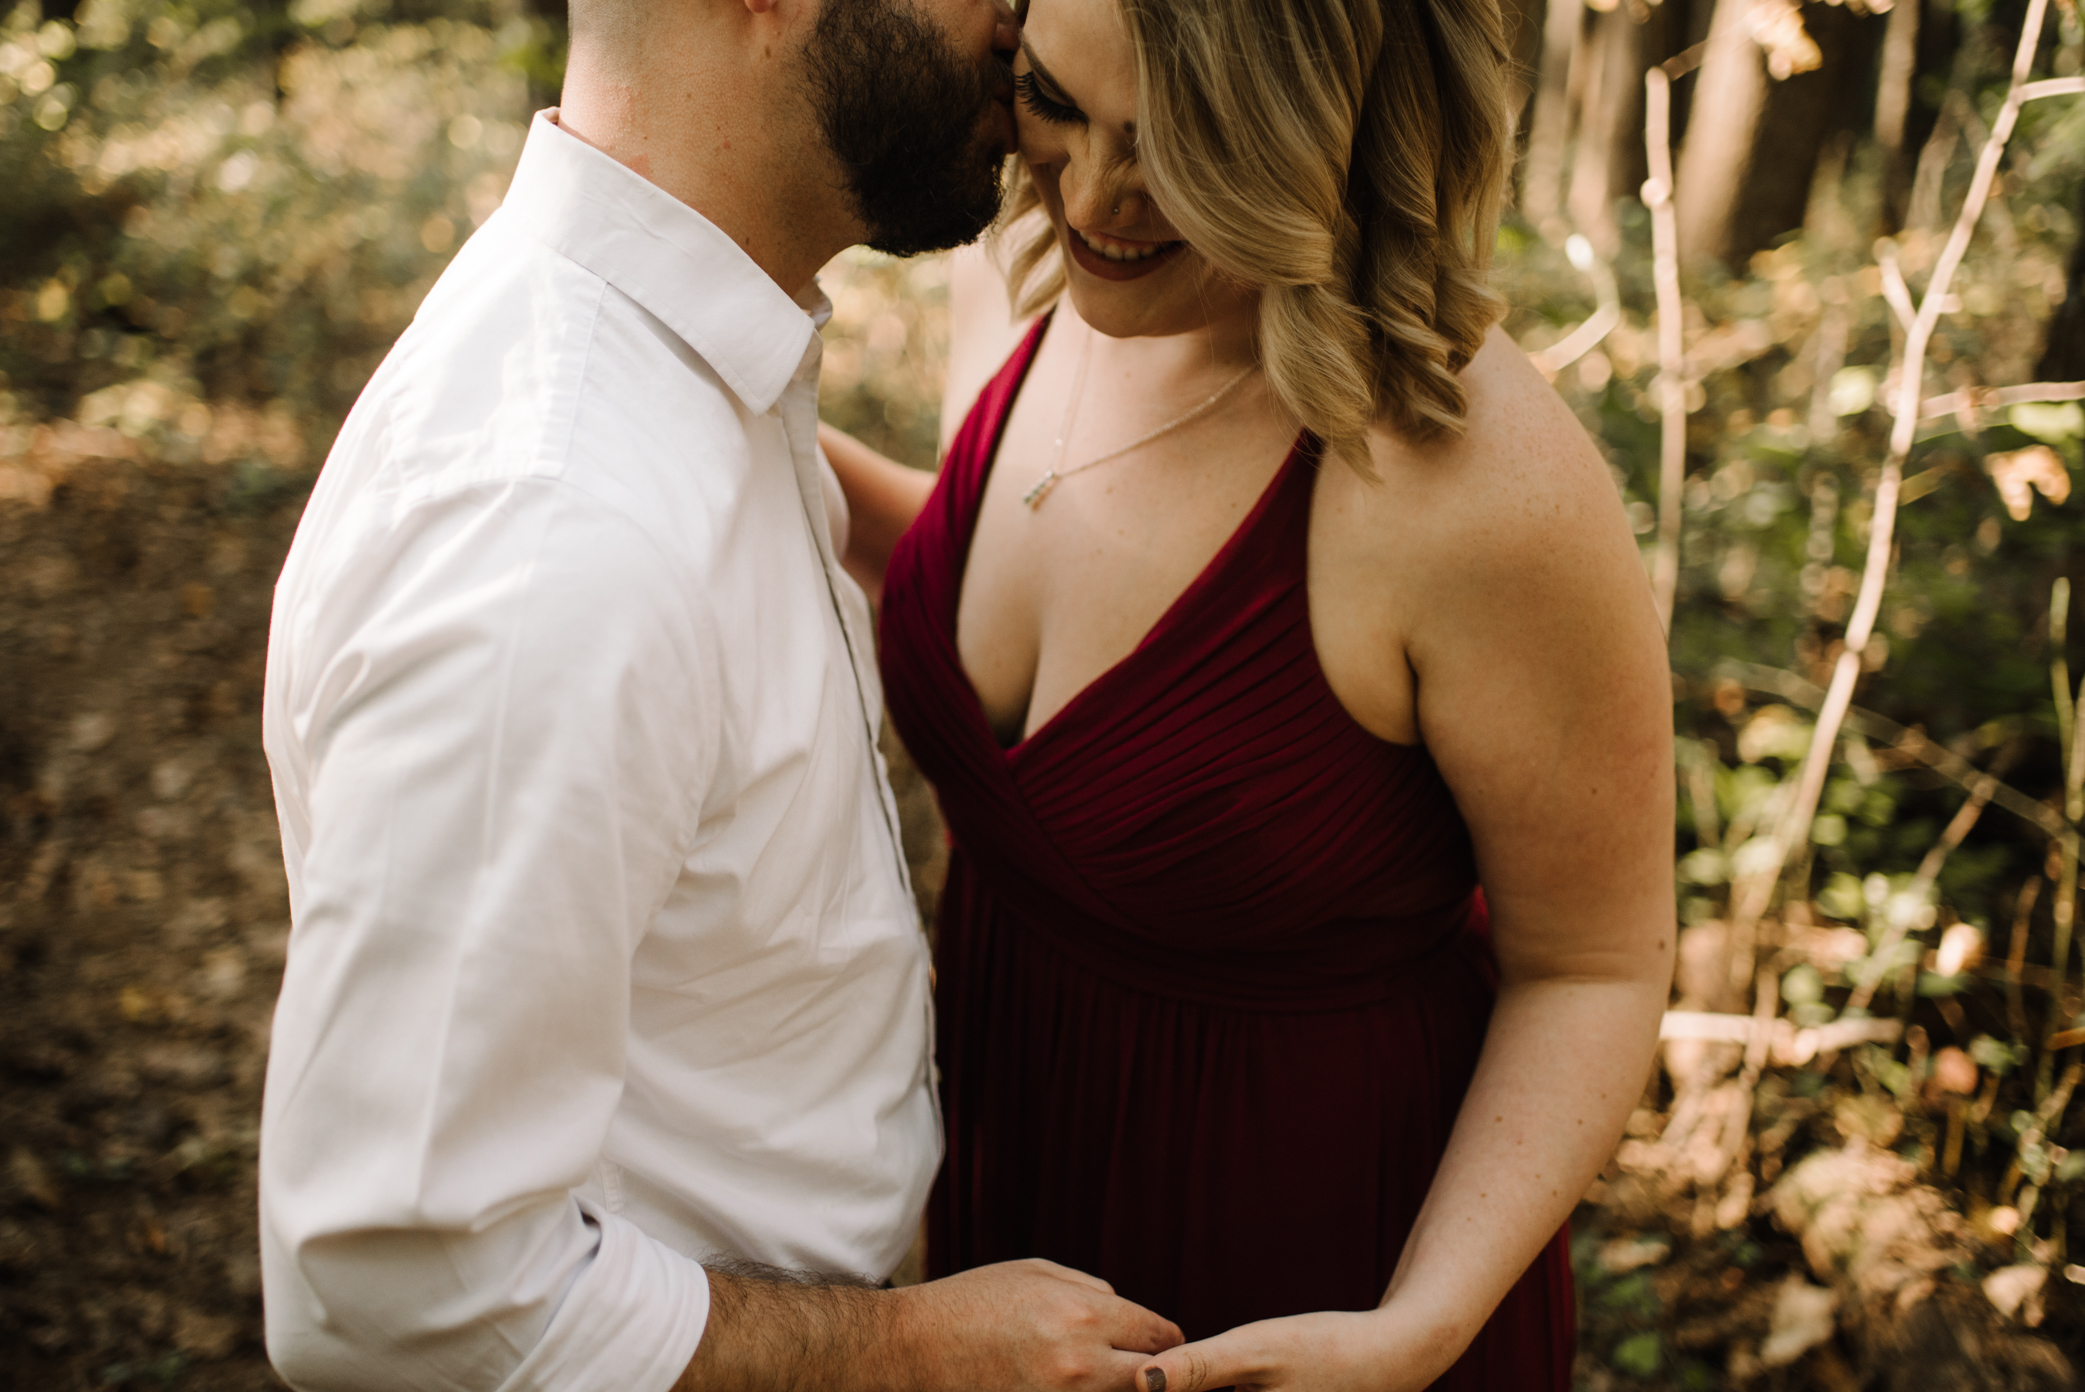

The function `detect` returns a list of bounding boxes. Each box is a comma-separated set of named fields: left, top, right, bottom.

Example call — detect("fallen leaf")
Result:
left=1987, top=445, right=2070, bottom=522
left=1984, top=1263, right=2047, bottom=1325
left=1760, top=1276, right=1839, bottom=1367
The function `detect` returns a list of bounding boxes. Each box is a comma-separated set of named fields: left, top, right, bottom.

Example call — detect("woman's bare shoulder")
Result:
left=1360, top=326, right=1635, bottom=585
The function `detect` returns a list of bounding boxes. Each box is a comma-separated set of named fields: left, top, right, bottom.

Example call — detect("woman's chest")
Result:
left=953, top=381, right=1296, bottom=744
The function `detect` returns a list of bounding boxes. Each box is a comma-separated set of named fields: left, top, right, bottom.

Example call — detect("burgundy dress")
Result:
left=878, top=319, right=1575, bottom=1387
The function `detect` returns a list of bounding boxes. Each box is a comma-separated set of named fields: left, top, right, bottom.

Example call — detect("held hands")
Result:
left=1131, top=1304, right=1465, bottom=1392
left=899, top=1258, right=1185, bottom=1392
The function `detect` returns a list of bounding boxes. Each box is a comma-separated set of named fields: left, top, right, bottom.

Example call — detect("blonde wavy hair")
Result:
left=1003, top=0, right=1514, bottom=470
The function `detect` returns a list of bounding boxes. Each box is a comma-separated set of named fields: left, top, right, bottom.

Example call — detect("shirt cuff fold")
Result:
left=494, top=1199, right=710, bottom=1392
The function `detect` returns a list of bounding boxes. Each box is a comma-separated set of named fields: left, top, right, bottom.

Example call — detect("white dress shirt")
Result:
left=259, top=112, right=937, bottom=1392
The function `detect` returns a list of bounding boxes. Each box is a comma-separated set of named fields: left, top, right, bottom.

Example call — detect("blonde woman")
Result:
left=822, top=0, right=1675, bottom=1384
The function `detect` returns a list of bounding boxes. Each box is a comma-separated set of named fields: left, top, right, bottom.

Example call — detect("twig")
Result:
left=1920, top=379, right=2085, bottom=422
left=1661, top=41, right=1710, bottom=79
left=2011, top=878, right=2044, bottom=1046
left=1681, top=738, right=1722, bottom=851
left=1721, top=0, right=2068, bottom=987
left=1843, top=773, right=1996, bottom=1016
left=1904, top=95, right=1961, bottom=237
left=2001, top=1061, right=2082, bottom=1209
left=1659, top=1009, right=1904, bottom=1065
left=1644, top=66, right=1687, bottom=639
left=1807, top=295, right=1851, bottom=442
left=1876, top=240, right=1919, bottom=333
left=1711, top=659, right=2067, bottom=838
left=1704, top=969, right=1782, bottom=1186
left=2020, top=77, right=2085, bottom=100
left=2042, top=581, right=2085, bottom=1101
left=1528, top=237, right=1623, bottom=377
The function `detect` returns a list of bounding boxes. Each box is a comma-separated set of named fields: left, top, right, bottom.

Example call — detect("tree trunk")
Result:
left=1677, top=1, right=1879, bottom=269
left=1673, top=0, right=1770, bottom=267
left=1567, top=7, right=1648, bottom=255
left=1522, top=0, right=1589, bottom=229
left=1874, top=0, right=1922, bottom=229
left=1726, top=3, right=1874, bottom=258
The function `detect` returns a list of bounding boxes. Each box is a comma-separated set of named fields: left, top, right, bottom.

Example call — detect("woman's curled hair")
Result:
left=1002, top=0, right=1515, bottom=471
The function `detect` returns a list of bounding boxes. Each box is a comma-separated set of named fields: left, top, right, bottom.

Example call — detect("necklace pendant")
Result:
left=1022, top=471, right=1059, bottom=509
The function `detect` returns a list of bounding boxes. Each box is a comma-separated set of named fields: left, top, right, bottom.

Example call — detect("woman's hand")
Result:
left=1132, top=1304, right=1465, bottom=1392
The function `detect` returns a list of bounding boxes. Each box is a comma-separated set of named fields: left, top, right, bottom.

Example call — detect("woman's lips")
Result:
left=1063, top=224, right=1187, bottom=282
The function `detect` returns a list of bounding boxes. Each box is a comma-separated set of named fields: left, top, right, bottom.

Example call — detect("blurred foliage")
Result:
left=1503, top=118, right=2083, bottom=932
left=0, top=0, right=542, bottom=453
left=0, top=0, right=942, bottom=473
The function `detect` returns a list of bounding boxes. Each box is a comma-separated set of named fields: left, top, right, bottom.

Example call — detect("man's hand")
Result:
left=676, top=1257, right=1183, bottom=1392
left=892, top=1259, right=1185, bottom=1392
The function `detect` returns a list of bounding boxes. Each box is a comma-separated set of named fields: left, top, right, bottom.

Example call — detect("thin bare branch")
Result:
left=1920, top=379, right=2085, bottom=422
left=1528, top=239, right=1623, bottom=377
left=1876, top=241, right=1919, bottom=333
left=1713, top=660, right=2066, bottom=837
left=1807, top=297, right=1851, bottom=441
left=1844, top=773, right=1996, bottom=1015
left=1659, top=1010, right=1904, bottom=1065
left=2019, top=76, right=2085, bottom=99
left=1645, top=66, right=1687, bottom=639
left=1721, top=0, right=2059, bottom=990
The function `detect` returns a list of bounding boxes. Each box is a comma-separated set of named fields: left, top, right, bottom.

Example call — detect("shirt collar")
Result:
left=497, top=110, right=819, bottom=417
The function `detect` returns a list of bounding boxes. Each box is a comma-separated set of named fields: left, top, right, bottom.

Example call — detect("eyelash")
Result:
left=1015, top=71, right=1085, bottom=127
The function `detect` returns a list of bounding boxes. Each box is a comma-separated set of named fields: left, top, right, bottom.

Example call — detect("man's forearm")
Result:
left=676, top=1264, right=901, bottom=1392
left=675, top=1256, right=1185, bottom=1392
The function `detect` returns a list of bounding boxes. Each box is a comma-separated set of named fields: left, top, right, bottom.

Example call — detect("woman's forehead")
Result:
left=1021, top=0, right=1138, bottom=112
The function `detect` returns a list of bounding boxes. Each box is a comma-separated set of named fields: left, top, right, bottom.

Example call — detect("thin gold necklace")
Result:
left=1022, top=325, right=1260, bottom=510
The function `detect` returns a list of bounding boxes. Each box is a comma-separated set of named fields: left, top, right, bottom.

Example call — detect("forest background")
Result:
left=0, top=0, right=2082, bottom=1387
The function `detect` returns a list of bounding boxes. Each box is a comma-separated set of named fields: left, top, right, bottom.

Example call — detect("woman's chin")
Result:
left=1062, top=256, right=1203, bottom=339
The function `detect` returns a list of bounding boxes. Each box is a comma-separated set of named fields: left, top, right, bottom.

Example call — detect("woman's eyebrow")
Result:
left=1019, top=39, right=1075, bottom=103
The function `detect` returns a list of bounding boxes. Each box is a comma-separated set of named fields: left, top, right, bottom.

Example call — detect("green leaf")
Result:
left=1612, top=1331, right=1663, bottom=1377
left=2011, top=402, right=2085, bottom=444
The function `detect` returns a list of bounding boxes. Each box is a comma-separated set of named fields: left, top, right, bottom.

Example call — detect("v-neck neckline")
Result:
left=944, top=314, right=1310, bottom=764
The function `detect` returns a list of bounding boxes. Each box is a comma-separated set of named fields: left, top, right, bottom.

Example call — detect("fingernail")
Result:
left=1145, top=1371, right=1166, bottom=1392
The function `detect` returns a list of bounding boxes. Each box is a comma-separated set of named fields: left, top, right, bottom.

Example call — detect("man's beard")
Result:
left=802, top=0, right=1008, bottom=258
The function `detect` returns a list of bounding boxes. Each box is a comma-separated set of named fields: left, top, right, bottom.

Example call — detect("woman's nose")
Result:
left=1060, top=163, right=1139, bottom=232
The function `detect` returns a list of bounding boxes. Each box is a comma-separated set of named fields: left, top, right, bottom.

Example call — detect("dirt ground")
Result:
left=1, top=444, right=301, bottom=1389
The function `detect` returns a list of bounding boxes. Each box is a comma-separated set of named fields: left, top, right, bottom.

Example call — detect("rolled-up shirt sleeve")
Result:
left=260, top=476, right=719, bottom=1392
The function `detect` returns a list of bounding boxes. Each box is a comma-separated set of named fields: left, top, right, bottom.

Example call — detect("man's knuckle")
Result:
left=1045, top=1350, right=1091, bottom=1386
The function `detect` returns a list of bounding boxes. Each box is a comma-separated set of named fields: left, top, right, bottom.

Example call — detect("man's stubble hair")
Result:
left=802, top=0, right=1008, bottom=258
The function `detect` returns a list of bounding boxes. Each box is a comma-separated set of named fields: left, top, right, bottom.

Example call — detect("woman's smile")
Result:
left=1064, top=223, right=1187, bottom=281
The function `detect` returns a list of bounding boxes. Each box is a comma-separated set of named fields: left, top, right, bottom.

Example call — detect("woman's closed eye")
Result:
left=1015, top=70, right=1086, bottom=126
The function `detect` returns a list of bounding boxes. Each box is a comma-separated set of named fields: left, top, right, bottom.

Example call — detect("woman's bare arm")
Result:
left=1139, top=335, right=1674, bottom=1392
left=820, top=423, right=935, bottom=603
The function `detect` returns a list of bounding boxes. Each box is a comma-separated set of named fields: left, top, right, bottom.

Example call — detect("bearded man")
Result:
left=255, top=1, right=1182, bottom=1388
